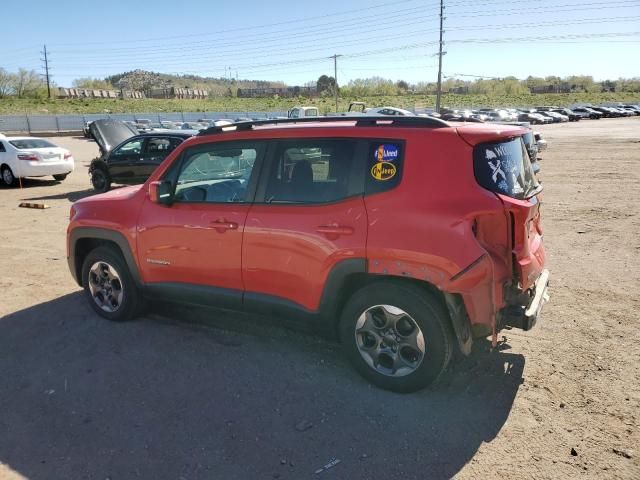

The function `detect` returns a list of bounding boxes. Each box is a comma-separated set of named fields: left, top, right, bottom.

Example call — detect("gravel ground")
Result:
left=0, top=119, right=638, bottom=479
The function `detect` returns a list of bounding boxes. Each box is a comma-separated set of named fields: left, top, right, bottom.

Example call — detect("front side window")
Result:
left=264, top=139, right=357, bottom=203
left=113, top=139, right=143, bottom=157
left=474, top=137, right=540, bottom=200
left=0, top=142, right=5, bottom=152
left=173, top=142, right=263, bottom=203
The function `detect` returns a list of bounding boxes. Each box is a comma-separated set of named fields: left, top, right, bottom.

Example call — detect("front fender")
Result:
left=88, top=157, right=107, bottom=173
left=67, top=226, right=142, bottom=287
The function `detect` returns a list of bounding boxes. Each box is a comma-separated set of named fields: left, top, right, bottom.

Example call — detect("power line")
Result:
left=26, top=29, right=638, bottom=77
left=453, top=31, right=640, bottom=44
left=48, top=0, right=428, bottom=47
left=6, top=0, right=635, bottom=61
left=47, top=26, right=439, bottom=67
left=452, top=0, right=640, bottom=18
left=52, top=6, right=434, bottom=57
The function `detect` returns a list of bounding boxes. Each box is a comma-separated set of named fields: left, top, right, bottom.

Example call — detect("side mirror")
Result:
left=149, top=180, right=173, bottom=205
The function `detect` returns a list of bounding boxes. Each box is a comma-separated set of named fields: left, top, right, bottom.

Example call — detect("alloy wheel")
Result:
left=354, top=305, right=426, bottom=377
left=87, top=261, right=124, bottom=313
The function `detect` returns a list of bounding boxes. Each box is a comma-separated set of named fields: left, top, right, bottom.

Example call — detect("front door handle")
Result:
left=316, top=224, right=353, bottom=235
left=211, top=219, right=238, bottom=231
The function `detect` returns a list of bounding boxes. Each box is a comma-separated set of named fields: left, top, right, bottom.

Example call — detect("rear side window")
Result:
left=265, top=139, right=358, bottom=203
left=474, top=137, right=540, bottom=200
left=0, top=142, right=5, bottom=152
left=365, top=141, right=404, bottom=195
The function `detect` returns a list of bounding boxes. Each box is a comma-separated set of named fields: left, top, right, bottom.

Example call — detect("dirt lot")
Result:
left=1, top=119, right=638, bottom=479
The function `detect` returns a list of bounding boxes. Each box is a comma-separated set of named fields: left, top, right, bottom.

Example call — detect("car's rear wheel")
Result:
left=339, top=281, right=454, bottom=393
left=81, top=246, right=142, bottom=321
left=91, top=167, right=111, bottom=192
left=1, top=166, right=15, bottom=187
left=53, top=173, right=68, bottom=181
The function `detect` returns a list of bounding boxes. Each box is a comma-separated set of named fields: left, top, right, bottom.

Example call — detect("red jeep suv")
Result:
left=67, top=116, right=549, bottom=392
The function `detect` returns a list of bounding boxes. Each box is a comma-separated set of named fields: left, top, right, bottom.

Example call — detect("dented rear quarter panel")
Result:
left=365, top=127, right=514, bottom=329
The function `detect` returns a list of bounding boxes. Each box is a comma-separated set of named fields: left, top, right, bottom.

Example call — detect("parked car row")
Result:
left=437, top=103, right=640, bottom=124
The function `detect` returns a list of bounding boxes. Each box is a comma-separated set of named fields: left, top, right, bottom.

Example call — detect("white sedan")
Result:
left=0, top=135, right=75, bottom=187
left=364, top=106, right=416, bottom=116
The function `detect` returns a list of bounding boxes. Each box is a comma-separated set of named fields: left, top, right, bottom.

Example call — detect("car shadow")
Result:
left=1, top=178, right=60, bottom=189
left=22, top=188, right=96, bottom=202
left=0, top=293, right=524, bottom=480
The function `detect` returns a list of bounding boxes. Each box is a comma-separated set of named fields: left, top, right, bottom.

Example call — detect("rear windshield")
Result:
left=9, top=139, right=56, bottom=149
left=474, top=137, right=540, bottom=200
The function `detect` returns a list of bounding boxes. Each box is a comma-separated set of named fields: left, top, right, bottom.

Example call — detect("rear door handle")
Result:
left=316, top=224, right=353, bottom=235
left=211, top=219, right=238, bottom=231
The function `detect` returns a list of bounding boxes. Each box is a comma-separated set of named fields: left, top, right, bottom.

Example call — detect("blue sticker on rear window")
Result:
left=373, top=144, right=399, bottom=162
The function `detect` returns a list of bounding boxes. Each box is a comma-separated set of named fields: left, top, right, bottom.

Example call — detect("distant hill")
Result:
left=104, top=69, right=287, bottom=96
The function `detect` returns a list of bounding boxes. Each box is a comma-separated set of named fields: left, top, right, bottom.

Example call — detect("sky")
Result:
left=1, top=0, right=639, bottom=88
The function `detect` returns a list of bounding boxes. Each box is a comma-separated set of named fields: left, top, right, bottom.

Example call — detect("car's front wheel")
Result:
left=53, top=173, right=68, bottom=181
left=1, top=166, right=15, bottom=187
left=91, top=166, right=111, bottom=192
left=339, top=281, right=454, bottom=393
left=81, top=246, right=142, bottom=321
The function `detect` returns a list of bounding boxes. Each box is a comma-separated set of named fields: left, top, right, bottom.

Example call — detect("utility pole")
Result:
left=435, top=0, right=445, bottom=113
left=41, top=44, right=51, bottom=99
left=330, top=54, right=342, bottom=112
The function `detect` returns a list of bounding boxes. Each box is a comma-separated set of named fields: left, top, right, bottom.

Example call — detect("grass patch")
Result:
left=0, top=93, right=638, bottom=115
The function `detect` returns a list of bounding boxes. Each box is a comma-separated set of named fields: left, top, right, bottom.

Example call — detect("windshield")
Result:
left=9, top=139, right=56, bottom=149
left=473, top=137, right=540, bottom=200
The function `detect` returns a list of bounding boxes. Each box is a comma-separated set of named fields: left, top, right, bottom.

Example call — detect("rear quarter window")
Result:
left=474, top=137, right=539, bottom=200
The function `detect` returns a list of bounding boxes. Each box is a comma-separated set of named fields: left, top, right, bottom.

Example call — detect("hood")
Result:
left=75, top=184, right=143, bottom=206
left=89, top=119, right=138, bottom=156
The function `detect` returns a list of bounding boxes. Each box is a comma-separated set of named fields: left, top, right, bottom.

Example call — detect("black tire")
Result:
left=91, top=167, right=111, bottom=193
left=339, top=281, right=454, bottom=393
left=1, top=165, right=15, bottom=187
left=81, top=246, right=142, bottom=321
left=53, top=173, right=68, bottom=181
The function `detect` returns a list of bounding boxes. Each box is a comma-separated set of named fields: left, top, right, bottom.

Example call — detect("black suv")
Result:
left=89, top=120, right=196, bottom=192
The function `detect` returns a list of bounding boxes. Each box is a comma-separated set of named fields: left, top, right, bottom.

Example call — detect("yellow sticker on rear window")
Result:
left=371, top=161, right=396, bottom=181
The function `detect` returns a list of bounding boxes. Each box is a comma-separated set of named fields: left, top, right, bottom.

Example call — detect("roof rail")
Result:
left=197, top=115, right=450, bottom=136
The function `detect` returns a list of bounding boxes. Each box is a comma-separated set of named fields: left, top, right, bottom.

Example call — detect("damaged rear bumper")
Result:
left=501, top=269, right=550, bottom=331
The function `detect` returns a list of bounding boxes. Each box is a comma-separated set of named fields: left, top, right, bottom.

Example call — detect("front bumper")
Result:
left=501, top=269, right=550, bottom=331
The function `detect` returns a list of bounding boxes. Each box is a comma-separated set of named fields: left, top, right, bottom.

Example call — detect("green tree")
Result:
left=316, top=75, right=336, bottom=95
left=396, top=80, right=409, bottom=92
left=0, top=68, right=13, bottom=97
left=13, top=68, right=42, bottom=98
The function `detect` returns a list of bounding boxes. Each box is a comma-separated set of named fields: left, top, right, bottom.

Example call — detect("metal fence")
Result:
left=0, top=111, right=289, bottom=134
